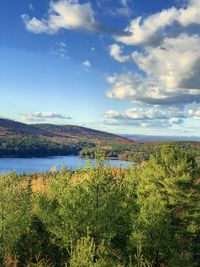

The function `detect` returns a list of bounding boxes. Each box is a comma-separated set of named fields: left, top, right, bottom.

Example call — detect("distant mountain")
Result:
left=123, top=134, right=200, bottom=142
left=0, top=118, right=133, bottom=145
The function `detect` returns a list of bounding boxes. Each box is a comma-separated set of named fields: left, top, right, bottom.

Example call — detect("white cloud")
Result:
left=132, top=34, right=200, bottom=90
left=21, top=14, right=49, bottom=33
left=105, top=107, right=180, bottom=120
left=116, top=0, right=200, bottom=46
left=104, top=106, right=185, bottom=128
left=107, top=0, right=200, bottom=131
left=83, top=60, right=91, bottom=67
left=22, top=0, right=96, bottom=34
left=106, top=73, right=143, bottom=100
left=105, top=0, right=200, bottom=131
left=109, top=43, right=130, bottom=62
left=116, top=7, right=178, bottom=45
left=24, top=112, right=72, bottom=122
left=107, top=34, right=200, bottom=105
left=179, top=0, right=200, bottom=26
left=187, top=102, right=200, bottom=119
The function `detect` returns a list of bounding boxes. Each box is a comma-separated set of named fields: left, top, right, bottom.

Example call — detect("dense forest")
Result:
left=0, top=136, right=94, bottom=157
left=0, top=145, right=200, bottom=266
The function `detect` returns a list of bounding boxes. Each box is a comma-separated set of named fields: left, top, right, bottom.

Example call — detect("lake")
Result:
left=0, top=156, right=132, bottom=174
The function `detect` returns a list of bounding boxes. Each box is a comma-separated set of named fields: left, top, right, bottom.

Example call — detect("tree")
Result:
left=0, top=173, right=32, bottom=262
left=36, top=148, right=132, bottom=263
left=132, top=144, right=200, bottom=266
left=67, top=233, right=124, bottom=267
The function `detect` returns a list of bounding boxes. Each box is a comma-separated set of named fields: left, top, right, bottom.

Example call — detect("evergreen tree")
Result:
left=0, top=173, right=32, bottom=263
left=132, top=145, right=200, bottom=266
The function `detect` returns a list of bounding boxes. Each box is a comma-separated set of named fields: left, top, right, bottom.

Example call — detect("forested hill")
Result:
left=33, top=123, right=133, bottom=144
left=0, top=118, right=132, bottom=144
left=0, top=118, right=134, bottom=157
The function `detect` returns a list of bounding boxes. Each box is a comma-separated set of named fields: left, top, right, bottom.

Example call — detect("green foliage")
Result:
left=36, top=150, right=132, bottom=258
left=0, top=173, right=32, bottom=260
left=0, top=136, right=94, bottom=157
left=0, top=145, right=200, bottom=266
left=132, top=144, right=200, bottom=266
left=67, top=233, right=123, bottom=267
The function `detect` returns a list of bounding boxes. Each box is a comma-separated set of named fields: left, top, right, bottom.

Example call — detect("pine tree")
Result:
left=132, top=144, right=200, bottom=266
left=0, top=172, right=32, bottom=262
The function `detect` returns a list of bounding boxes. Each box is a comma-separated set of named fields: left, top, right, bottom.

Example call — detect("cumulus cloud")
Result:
left=21, top=0, right=96, bottom=34
left=116, top=0, right=200, bottom=45
left=23, top=112, right=72, bottom=122
left=109, top=43, right=130, bottom=62
left=22, top=0, right=133, bottom=36
left=21, top=14, right=49, bottom=33
left=104, top=1, right=200, bottom=129
left=132, top=34, right=200, bottom=90
left=179, top=0, right=200, bottom=26
left=107, top=34, right=200, bottom=105
left=116, top=7, right=178, bottom=45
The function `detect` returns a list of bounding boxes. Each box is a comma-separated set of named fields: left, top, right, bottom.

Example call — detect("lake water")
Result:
left=0, top=156, right=132, bottom=174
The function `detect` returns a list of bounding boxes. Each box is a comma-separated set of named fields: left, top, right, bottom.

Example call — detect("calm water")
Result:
left=0, top=156, right=131, bottom=174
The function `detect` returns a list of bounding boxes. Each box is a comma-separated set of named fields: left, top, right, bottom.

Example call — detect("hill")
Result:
left=0, top=118, right=48, bottom=137
left=0, top=118, right=133, bottom=157
left=0, top=118, right=132, bottom=145
left=33, top=123, right=133, bottom=145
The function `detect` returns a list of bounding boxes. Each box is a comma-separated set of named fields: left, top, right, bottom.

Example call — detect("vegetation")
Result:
left=0, top=136, right=94, bottom=157
left=0, top=145, right=200, bottom=266
left=2, top=118, right=200, bottom=164
left=0, top=118, right=132, bottom=156
left=0, top=118, right=133, bottom=158
left=81, top=141, right=200, bottom=163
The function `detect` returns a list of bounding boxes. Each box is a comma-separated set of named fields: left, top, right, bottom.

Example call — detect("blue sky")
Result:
left=1, top=0, right=200, bottom=135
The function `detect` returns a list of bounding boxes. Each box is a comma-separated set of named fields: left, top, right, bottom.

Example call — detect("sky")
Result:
left=1, top=0, right=200, bottom=136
